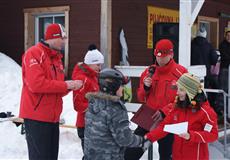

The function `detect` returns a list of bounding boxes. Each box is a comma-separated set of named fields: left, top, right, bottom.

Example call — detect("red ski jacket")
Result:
left=146, top=101, right=218, bottom=160
left=137, top=59, right=187, bottom=115
left=19, top=42, right=68, bottom=123
left=72, top=63, right=99, bottom=127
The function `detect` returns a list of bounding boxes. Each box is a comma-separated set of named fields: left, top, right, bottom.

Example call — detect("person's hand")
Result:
left=143, top=77, right=152, bottom=87
left=73, top=80, right=83, bottom=90
left=151, top=110, right=163, bottom=121
left=179, top=133, right=190, bottom=140
left=65, top=80, right=75, bottom=90
left=150, top=110, right=163, bottom=130
left=141, top=136, right=152, bottom=151
left=65, top=80, right=83, bottom=90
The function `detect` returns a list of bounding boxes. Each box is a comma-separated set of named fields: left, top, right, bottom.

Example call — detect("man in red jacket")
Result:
left=72, top=44, right=104, bottom=159
left=125, top=39, right=187, bottom=160
left=19, top=23, right=83, bottom=160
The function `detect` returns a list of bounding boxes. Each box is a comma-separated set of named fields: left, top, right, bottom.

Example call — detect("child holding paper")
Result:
left=145, top=73, right=218, bottom=160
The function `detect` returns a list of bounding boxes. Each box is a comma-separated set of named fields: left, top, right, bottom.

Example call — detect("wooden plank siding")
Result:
left=0, top=0, right=230, bottom=79
left=111, top=0, right=179, bottom=67
left=0, top=0, right=101, bottom=78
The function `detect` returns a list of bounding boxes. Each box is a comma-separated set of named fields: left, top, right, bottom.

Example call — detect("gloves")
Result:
left=0, top=112, right=7, bottom=118
left=0, top=112, right=14, bottom=118
left=141, top=137, right=152, bottom=151
left=144, top=85, right=151, bottom=91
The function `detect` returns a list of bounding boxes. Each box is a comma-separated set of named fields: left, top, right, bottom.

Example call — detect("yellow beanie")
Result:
left=225, top=27, right=230, bottom=34
left=176, top=73, right=202, bottom=102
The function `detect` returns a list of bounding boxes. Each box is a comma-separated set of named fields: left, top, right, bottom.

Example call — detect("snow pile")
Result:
left=0, top=52, right=83, bottom=159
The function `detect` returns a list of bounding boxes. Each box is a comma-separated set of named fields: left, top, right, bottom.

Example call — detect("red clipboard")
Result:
left=131, top=104, right=162, bottom=131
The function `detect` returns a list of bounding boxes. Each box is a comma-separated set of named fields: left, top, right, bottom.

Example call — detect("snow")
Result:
left=0, top=52, right=83, bottom=159
left=0, top=52, right=227, bottom=160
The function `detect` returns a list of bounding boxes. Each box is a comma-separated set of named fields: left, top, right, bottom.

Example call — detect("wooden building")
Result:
left=0, top=0, right=229, bottom=78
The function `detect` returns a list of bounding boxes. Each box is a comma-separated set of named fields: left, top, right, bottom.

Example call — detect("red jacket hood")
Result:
left=72, top=63, right=98, bottom=79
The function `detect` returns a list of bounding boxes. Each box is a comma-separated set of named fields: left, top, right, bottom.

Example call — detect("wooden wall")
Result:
left=0, top=0, right=229, bottom=79
left=111, top=0, right=178, bottom=67
left=0, top=0, right=101, bottom=78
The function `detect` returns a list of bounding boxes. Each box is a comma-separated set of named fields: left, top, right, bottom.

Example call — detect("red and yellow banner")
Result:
left=147, top=6, right=179, bottom=48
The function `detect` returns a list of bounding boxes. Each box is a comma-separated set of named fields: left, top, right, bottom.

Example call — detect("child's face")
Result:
left=88, top=63, right=102, bottom=73
left=116, top=86, right=124, bottom=97
left=177, top=87, right=187, bottom=101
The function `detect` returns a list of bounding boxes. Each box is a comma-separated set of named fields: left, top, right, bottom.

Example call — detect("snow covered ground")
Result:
left=0, top=52, right=227, bottom=159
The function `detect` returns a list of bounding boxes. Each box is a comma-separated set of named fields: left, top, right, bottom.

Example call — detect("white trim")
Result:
left=179, top=0, right=204, bottom=67
left=201, top=107, right=214, bottom=123
left=197, top=143, right=200, bottom=160
left=191, top=0, right=205, bottom=25
left=194, top=131, right=206, bottom=143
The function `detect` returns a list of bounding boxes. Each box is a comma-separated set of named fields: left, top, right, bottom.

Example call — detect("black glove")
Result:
left=144, top=85, right=151, bottom=91
left=141, top=137, right=152, bottom=151
left=0, top=112, right=14, bottom=118
left=13, top=121, right=23, bottom=127
left=0, top=112, right=7, bottom=118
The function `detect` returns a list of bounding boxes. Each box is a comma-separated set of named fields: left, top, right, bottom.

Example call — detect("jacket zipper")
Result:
left=34, top=95, right=44, bottom=111
left=52, top=64, right=57, bottom=121
left=164, top=81, right=168, bottom=98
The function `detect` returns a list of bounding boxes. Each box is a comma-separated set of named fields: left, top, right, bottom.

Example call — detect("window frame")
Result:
left=197, top=16, right=219, bottom=49
left=24, top=6, right=70, bottom=76
left=35, top=13, right=65, bottom=44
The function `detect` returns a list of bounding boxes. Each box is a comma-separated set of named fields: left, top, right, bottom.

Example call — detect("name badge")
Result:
left=204, top=123, right=213, bottom=132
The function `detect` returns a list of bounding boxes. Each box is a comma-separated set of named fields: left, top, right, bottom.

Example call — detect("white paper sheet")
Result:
left=163, top=122, right=188, bottom=135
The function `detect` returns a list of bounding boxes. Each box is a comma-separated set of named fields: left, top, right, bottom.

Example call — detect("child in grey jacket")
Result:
left=84, top=68, right=149, bottom=160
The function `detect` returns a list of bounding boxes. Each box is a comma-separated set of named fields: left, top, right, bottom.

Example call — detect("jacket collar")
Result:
left=37, top=41, right=62, bottom=59
left=77, top=63, right=98, bottom=78
left=156, top=59, right=176, bottom=74
left=86, top=92, right=120, bottom=102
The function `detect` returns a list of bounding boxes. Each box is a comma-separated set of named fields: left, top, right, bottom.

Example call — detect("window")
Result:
left=35, top=14, right=65, bottom=44
left=198, top=16, right=219, bottom=49
left=24, top=6, right=69, bottom=75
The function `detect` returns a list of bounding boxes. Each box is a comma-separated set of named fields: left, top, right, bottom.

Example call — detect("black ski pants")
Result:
left=124, top=126, right=173, bottom=160
left=24, top=119, right=59, bottom=160
left=77, top=127, right=85, bottom=160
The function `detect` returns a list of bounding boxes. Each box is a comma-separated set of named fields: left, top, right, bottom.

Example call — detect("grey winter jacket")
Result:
left=84, top=92, right=143, bottom=160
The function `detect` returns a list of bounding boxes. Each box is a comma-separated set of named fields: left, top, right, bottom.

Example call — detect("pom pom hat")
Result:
left=176, top=73, right=202, bottom=102
left=45, top=23, right=67, bottom=40
left=84, top=48, right=104, bottom=65
left=154, top=39, right=174, bottom=57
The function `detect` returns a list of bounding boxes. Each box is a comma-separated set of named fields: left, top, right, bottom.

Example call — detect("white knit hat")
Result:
left=84, top=49, right=104, bottom=65
left=197, top=27, right=207, bottom=38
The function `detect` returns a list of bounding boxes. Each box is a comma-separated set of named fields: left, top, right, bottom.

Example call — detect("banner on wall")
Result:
left=147, top=6, right=179, bottom=48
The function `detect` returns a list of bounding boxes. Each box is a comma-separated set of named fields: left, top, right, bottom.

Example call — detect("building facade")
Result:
left=0, top=0, right=229, bottom=77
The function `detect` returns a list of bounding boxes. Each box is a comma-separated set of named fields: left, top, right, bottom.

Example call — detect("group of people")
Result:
left=191, top=26, right=230, bottom=117
left=19, top=23, right=218, bottom=160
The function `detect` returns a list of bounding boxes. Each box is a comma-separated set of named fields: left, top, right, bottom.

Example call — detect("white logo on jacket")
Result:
left=29, top=58, right=38, bottom=67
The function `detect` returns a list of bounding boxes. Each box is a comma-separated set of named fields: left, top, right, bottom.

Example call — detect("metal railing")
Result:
left=204, top=88, right=229, bottom=157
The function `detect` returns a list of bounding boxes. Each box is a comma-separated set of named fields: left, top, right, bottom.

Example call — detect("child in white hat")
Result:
left=71, top=44, right=104, bottom=160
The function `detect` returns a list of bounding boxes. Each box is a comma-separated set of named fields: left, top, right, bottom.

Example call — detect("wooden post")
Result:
left=100, top=0, right=112, bottom=67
